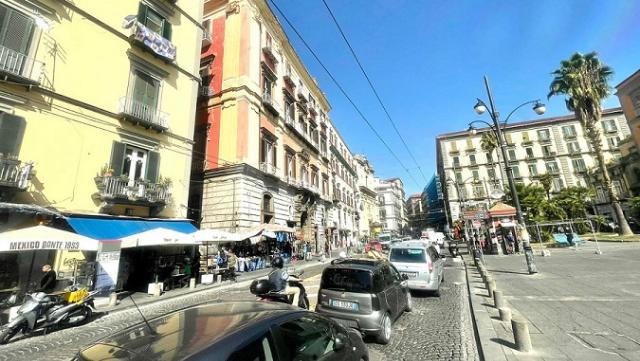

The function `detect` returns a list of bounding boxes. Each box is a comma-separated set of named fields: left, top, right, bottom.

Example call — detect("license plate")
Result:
left=330, top=299, right=359, bottom=311
left=402, top=272, right=417, bottom=278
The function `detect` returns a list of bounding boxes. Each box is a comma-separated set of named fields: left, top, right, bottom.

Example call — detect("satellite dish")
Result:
left=490, top=189, right=505, bottom=200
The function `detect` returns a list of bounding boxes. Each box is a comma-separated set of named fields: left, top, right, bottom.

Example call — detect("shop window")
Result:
left=138, top=3, right=172, bottom=40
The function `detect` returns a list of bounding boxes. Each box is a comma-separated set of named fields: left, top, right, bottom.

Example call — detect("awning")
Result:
left=190, top=229, right=260, bottom=243
left=120, top=228, right=196, bottom=248
left=66, top=215, right=197, bottom=241
left=0, top=225, right=99, bottom=252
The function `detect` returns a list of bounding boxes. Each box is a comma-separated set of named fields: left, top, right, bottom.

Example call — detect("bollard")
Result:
left=217, top=274, right=222, bottom=284
left=499, top=307, right=512, bottom=323
left=153, top=282, right=162, bottom=297
left=512, top=317, right=532, bottom=352
left=189, top=278, right=196, bottom=289
left=108, top=292, right=118, bottom=307
left=487, top=280, right=496, bottom=297
left=493, top=290, right=504, bottom=309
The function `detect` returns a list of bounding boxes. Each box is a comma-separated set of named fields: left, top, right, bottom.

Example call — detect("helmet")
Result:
left=272, top=256, right=284, bottom=269
left=249, top=279, right=273, bottom=295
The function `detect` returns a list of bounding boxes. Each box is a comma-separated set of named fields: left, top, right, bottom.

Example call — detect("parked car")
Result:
left=315, top=258, right=411, bottom=344
left=389, top=241, right=444, bottom=295
left=364, top=241, right=382, bottom=253
left=74, top=301, right=368, bottom=361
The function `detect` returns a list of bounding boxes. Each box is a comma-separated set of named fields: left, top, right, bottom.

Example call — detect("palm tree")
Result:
left=538, top=173, right=553, bottom=200
left=548, top=52, right=633, bottom=235
left=480, top=132, right=503, bottom=192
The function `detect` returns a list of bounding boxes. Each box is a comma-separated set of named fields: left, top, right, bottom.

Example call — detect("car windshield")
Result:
left=390, top=248, right=427, bottom=263
left=322, top=268, right=372, bottom=293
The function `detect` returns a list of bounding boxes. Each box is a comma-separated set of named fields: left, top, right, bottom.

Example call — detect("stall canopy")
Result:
left=0, top=225, right=99, bottom=252
left=66, top=215, right=197, bottom=241
left=120, top=228, right=196, bottom=248
left=488, top=202, right=517, bottom=218
left=190, top=228, right=263, bottom=243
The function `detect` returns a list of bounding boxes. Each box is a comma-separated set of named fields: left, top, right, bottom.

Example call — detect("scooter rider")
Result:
left=268, top=256, right=301, bottom=306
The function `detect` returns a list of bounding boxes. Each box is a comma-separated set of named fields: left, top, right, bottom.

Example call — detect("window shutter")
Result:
left=272, top=143, right=276, bottom=167
left=162, top=21, right=172, bottom=40
left=0, top=113, right=26, bottom=156
left=0, top=8, right=35, bottom=55
left=146, top=150, right=160, bottom=182
left=110, top=141, right=126, bottom=176
left=137, top=3, right=148, bottom=24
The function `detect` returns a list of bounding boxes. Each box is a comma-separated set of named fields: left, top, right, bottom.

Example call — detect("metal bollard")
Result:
left=493, top=290, right=505, bottom=309
left=108, top=292, right=118, bottom=307
left=487, top=280, right=496, bottom=297
left=217, top=274, right=222, bottom=284
left=512, top=317, right=532, bottom=352
left=499, top=307, right=512, bottom=323
left=189, top=278, right=196, bottom=289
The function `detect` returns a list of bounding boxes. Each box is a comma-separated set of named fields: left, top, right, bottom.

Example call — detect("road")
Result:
left=0, top=256, right=478, bottom=361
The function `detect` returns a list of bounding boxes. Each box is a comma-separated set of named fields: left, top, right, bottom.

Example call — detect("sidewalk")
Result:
left=466, top=241, right=640, bottom=361
left=95, top=253, right=335, bottom=314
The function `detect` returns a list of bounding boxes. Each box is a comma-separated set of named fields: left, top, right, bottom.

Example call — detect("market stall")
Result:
left=488, top=202, right=518, bottom=254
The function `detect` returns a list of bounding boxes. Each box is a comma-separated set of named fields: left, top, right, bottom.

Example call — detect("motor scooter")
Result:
left=249, top=270, right=309, bottom=309
left=0, top=286, right=98, bottom=344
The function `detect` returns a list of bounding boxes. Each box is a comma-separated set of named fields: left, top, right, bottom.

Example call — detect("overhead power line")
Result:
left=320, top=0, right=428, bottom=183
left=267, top=0, right=420, bottom=188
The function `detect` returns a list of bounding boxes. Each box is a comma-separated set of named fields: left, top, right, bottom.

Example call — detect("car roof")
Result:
left=391, top=240, right=431, bottom=249
left=328, top=257, right=385, bottom=271
left=76, top=301, right=305, bottom=361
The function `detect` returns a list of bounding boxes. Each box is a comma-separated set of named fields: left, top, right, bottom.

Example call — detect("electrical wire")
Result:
left=320, top=0, right=428, bottom=183
left=267, top=0, right=421, bottom=189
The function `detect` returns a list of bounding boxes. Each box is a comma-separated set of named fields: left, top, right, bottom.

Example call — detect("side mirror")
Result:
left=333, top=332, right=347, bottom=351
left=401, top=274, right=409, bottom=280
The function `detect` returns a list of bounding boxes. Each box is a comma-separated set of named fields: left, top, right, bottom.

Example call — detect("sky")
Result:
left=269, top=0, right=640, bottom=196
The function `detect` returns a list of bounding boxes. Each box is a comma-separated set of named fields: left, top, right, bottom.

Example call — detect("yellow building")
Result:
left=0, top=0, right=203, bottom=290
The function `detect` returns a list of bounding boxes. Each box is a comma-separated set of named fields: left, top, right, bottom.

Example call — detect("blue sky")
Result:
left=270, top=0, right=640, bottom=196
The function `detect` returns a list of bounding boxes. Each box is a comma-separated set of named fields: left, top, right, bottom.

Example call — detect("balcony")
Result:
left=199, top=86, right=215, bottom=98
left=125, top=20, right=176, bottom=62
left=262, top=92, right=279, bottom=117
left=525, top=154, right=536, bottom=160
left=297, top=88, right=308, bottom=103
left=542, top=151, right=556, bottom=159
left=283, top=70, right=295, bottom=88
left=118, top=97, right=169, bottom=131
left=0, top=45, right=45, bottom=84
left=259, top=162, right=278, bottom=178
left=0, top=157, right=31, bottom=191
left=202, top=21, right=212, bottom=47
left=568, top=147, right=581, bottom=155
left=96, top=176, right=170, bottom=205
left=309, top=106, right=318, bottom=116
left=449, top=149, right=460, bottom=155
left=286, top=176, right=299, bottom=187
left=563, top=133, right=577, bottom=139
left=521, top=139, right=533, bottom=146
left=262, top=43, right=278, bottom=64
left=547, top=169, right=560, bottom=175
left=538, top=137, right=552, bottom=144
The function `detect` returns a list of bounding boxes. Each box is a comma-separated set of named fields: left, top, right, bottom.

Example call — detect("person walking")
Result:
left=505, top=232, right=515, bottom=255
left=38, top=264, right=57, bottom=293
left=565, top=228, right=574, bottom=247
left=227, top=250, right=238, bottom=282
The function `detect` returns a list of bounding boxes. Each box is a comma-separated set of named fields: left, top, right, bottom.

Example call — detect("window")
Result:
left=455, top=172, right=462, bottom=183
left=466, top=138, right=474, bottom=149
left=552, top=177, right=563, bottom=192
left=472, top=170, right=479, bottom=180
left=567, top=141, right=580, bottom=154
left=537, top=129, right=550, bottom=141
left=311, top=167, right=319, bottom=187
left=469, top=154, right=476, bottom=166
left=562, top=125, right=577, bottom=138
left=486, top=152, right=493, bottom=163
left=260, top=132, right=276, bottom=169
left=284, top=97, right=295, bottom=123
left=528, top=164, right=538, bottom=176
left=607, top=136, right=621, bottom=149
left=487, top=168, right=496, bottom=179
left=473, top=184, right=484, bottom=197
left=602, top=119, right=618, bottom=133
left=512, top=166, right=520, bottom=178
left=262, top=74, right=273, bottom=101
left=508, top=149, right=516, bottom=161
left=522, top=132, right=530, bottom=142
left=0, top=4, right=35, bottom=59
left=322, top=175, right=328, bottom=195
left=452, top=156, right=460, bottom=167
left=613, top=180, right=625, bottom=197
left=300, top=165, right=308, bottom=184
left=285, top=151, right=296, bottom=179
left=275, top=315, right=336, bottom=360
left=525, top=147, right=534, bottom=159
left=504, top=133, right=513, bottom=145
left=542, top=145, right=554, bottom=157
left=546, top=161, right=559, bottom=174
left=132, top=70, right=160, bottom=110
left=138, top=3, right=172, bottom=40
left=262, top=193, right=274, bottom=224
left=450, top=142, right=458, bottom=152
left=110, top=142, right=160, bottom=183
left=390, top=248, right=426, bottom=263
left=229, top=335, right=274, bottom=361
left=572, top=158, right=586, bottom=172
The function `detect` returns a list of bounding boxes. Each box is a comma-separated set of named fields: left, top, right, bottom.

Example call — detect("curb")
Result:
left=462, top=257, right=486, bottom=361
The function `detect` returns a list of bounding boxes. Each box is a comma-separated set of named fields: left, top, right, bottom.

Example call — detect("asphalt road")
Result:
left=0, top=256, right=478, bottom=361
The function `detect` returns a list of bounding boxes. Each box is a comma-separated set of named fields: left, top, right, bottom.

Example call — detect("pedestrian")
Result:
left=506, top=233, right=515, bottom=254
left=38, top=264, right=57, bottom=293
left=565, top=228, right=574, bottom=247
left=227, top=250, right=238, bottom=282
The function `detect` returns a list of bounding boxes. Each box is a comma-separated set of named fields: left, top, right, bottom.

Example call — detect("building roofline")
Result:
left=615, top=69, right=640, bottom=89
left=436, top=107, right=623, bottom=140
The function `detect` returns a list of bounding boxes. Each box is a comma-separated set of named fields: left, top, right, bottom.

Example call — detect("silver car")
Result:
left=389, top=241, right=444, bottom=295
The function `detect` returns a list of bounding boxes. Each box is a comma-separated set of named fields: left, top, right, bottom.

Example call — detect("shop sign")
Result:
left=95, top=251, right=121, bottom=294
left=463, top=211, right=487, bottom=221
left=472, top=220, right=482, bottom=229
left=5, top=240, right=83, bottom=252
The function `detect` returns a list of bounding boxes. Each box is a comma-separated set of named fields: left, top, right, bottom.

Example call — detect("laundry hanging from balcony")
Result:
left=123, top=15, right=176, bottom=62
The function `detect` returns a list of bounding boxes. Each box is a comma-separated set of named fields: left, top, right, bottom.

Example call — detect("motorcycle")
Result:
left=0, top=286, right=98, bottom=344
left=249, top=270, right=309, bottom=309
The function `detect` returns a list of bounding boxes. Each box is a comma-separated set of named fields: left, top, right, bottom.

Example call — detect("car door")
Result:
left=380, top=264, right=399, bottom=317
left=228, top=333, right=277, bottom=361
left=389, top=263, right=408, bottom=312
left=272, top=313, right=349, bottom=361
left=429, top=246, right=443, bottom=282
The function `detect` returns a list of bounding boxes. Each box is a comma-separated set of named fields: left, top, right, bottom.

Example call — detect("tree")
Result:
left=548, top=52, right=633, bottom=235
left=480, top=132, right=498, bottom=153
left=554, top=186, right=594, bottom=219
left=538, top=173, right=553, bottom=200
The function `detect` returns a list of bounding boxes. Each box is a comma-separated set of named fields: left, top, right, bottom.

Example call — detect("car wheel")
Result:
left=433, top=286, right=441, bottom=297
left=441, top=272, right=445, bottom=283
left=405, top=292, right=413, bottom=312
left=376, top=312, right=392, bottom=344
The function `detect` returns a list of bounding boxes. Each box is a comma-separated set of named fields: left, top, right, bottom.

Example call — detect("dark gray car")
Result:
left=315, top=258, right=411, bottom=344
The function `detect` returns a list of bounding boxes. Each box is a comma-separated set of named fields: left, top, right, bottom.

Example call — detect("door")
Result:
left=428, top=247, right=442, bottom=282
left=380, top=264, right=399, bottom=317
left=389, top=263, right=408, bottom=312
left=122, top=146, right=147, bottom=185
left=228, top=333, right=276, bottom=361
left=273, top=313, right=347, bottom=361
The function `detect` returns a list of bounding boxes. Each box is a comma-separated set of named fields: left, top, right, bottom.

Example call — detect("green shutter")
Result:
left=162, top=21, right=172, bottom=40
left=110, top=141, right=126, bottom=176
left=0, top=113, right=26, bottom=156
left=137, top=3, right=148, bottom=24
left=146, top=150, right=160, bottom=182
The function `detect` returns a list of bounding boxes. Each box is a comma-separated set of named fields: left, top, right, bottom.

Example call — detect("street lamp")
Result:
left=469, top=75, right=546, bottom=274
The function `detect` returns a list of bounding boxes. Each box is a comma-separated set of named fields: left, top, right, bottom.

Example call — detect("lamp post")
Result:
left=468, top=76, right=546, bottom=274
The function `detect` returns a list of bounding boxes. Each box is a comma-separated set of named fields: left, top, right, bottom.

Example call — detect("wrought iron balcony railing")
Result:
left=97, top=176, right=170, bottom=204
left=118, top=97, right=169, bottom=131
left=0, top=44, right=44, bottom=83
left=259, top=162, right=277, bottom=176
left=0, top=157, right=31, bottom=190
